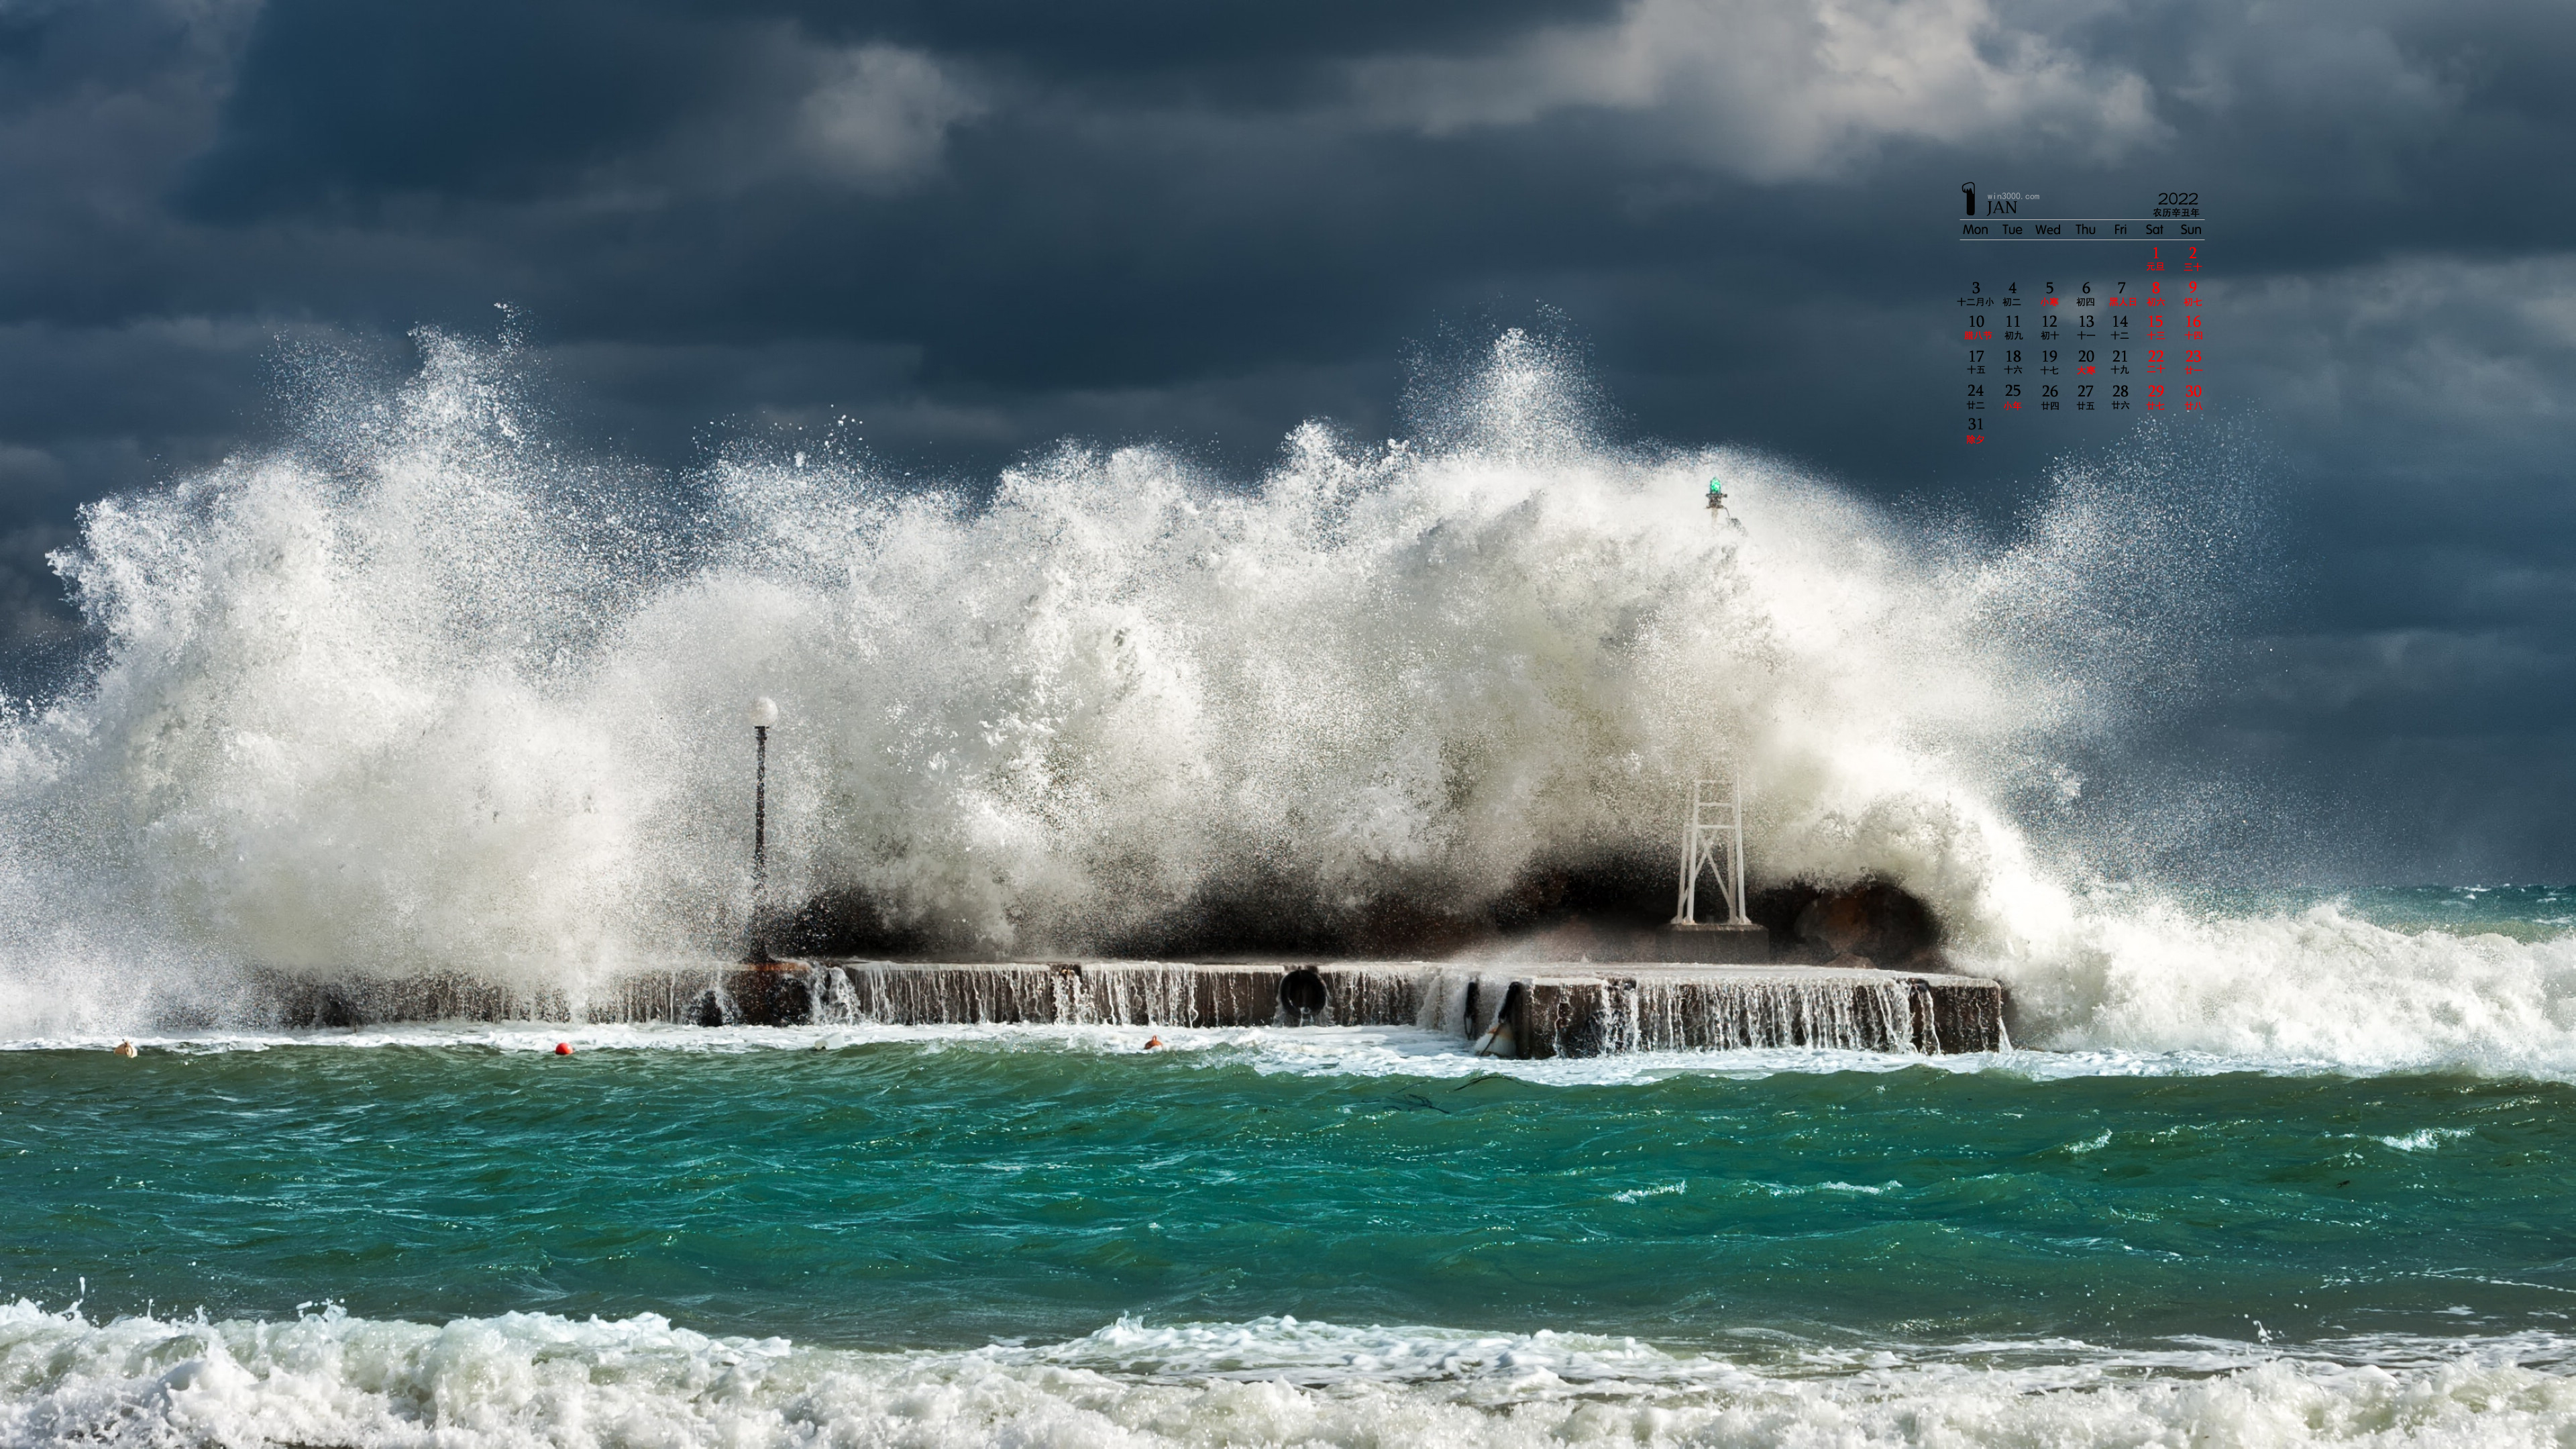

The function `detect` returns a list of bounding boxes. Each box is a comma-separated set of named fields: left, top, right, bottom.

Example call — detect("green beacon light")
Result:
left=1705, top=476, right=1726, bottom=511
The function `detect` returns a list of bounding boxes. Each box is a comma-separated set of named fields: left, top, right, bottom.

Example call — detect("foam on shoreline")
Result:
left=4, top=1301, right=2570, bottom=1449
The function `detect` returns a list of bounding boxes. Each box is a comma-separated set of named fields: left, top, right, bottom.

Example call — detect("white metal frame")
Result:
left=1671, top=775, right=1749, bottom=926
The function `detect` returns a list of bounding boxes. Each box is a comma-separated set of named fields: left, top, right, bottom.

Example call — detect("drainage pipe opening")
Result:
left=1279, top=967, right=1329, bottom=1022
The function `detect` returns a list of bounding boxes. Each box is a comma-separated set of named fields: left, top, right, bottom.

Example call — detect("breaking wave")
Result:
left=0, top=324, right=2568, bottom=1076
left=5, top=1302, right=2573, bottom=1449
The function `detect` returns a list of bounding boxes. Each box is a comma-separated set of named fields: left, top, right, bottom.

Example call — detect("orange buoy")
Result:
left=1143, top=1036, right=1164, bottom=1050
left=554, top=1042, right=572, bottom=1056
left=113, top=1040, right=137, bottom=1058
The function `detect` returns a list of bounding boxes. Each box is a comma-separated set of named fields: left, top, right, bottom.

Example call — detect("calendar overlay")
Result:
left=1956, top=188, right=2205, bottom=443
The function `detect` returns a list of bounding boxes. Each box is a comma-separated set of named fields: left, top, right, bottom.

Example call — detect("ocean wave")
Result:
left=1986, top=898, right=2576, bottom=1078
left=5, top=1303, right=2573, bottom=1449
left=0, top=330, right=2206, bottom=1001
left=9, top=327, right=2575, bottom=1084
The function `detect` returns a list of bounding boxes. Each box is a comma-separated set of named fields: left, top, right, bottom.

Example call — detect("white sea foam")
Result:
left=4, top=1302, right=2573, bottom=1449
left=0, top=1018, right=2505, bottom=1091
left=3, top=327, right=2573, bottom=1081
left=1990, top=900, right=2576, bottom=1078
left=2376, top=1128, right=2475, bottom=1153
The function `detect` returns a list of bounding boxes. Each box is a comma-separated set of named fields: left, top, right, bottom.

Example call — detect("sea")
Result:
left=3, top=334, right=2574, bottom=1445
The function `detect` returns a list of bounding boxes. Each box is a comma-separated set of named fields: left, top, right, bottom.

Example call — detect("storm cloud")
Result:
left=2, top=0, right=2573, bottom=877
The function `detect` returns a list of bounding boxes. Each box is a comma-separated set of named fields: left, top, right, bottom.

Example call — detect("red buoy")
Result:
left=555, top=1042, right=572, bottom=1056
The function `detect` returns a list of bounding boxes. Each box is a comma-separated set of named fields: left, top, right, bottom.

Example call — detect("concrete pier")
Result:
left=694, top=959, right=2007, bottom=1055
left=1656, top=922, right=1771, bottom=963
left=1490, top=965, right=2003, bottom=1057
left=252, top=959, right=2006, bottom=1056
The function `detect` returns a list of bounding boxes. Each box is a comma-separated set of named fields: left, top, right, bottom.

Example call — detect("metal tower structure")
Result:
left=1671, top=774, right=1749, bottom=926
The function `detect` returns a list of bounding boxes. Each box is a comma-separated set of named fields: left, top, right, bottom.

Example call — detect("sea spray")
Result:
left=5, top=339, right=2135, bottom=964
left=7, top=325, right=2567, bottom=1079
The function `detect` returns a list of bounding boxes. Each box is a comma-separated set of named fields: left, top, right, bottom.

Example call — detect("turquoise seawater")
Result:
left=2215, top=884, right=2576, bottom=943
left=7, top=1041, right=2573, bottom=1354
left=8, top=1017, right=2576, bottom=1446
left=6, top=885, right=2576, bottom=1445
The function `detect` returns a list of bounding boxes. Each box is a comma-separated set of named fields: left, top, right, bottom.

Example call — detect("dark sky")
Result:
left=3, top=0, right=2572, bottom=879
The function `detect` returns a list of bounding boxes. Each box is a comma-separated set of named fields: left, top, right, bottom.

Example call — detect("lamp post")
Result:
left=746, top=696, right=778, bottom=964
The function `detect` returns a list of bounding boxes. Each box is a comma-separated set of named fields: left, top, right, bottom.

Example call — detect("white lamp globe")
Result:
left=748, top=696, right=779, bottom=727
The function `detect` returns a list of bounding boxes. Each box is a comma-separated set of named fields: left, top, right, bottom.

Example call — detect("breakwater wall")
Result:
left=256, top=961, right=2007, bottom=1057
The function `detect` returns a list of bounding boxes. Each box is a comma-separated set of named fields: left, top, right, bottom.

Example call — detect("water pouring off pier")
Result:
left=606, top=663, right=2010, bottom=1057
left=256, top=957, right=2008, bottom=1056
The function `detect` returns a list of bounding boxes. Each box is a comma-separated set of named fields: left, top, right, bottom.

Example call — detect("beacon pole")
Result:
left=746, top=696, right=779, bottom=964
